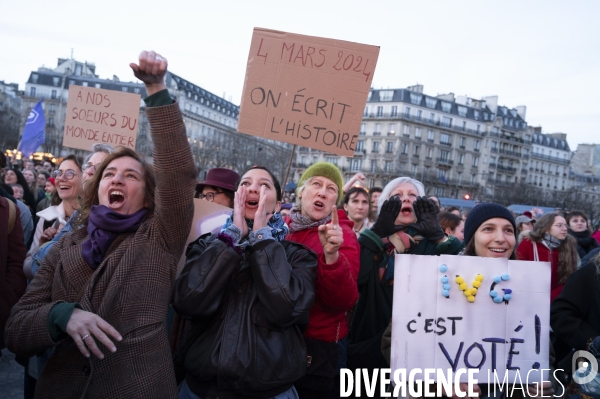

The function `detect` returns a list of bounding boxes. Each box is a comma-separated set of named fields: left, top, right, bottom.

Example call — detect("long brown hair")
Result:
left=76, top=147, right=155, bottom=227
left=529, top=212, right=578, bottom=284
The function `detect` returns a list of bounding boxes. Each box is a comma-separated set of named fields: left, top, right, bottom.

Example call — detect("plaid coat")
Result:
left=5, top=102, right=196, bottom=399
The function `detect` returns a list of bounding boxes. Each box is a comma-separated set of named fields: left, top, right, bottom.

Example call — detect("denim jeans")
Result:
left=179, top=380, right=299, bottom=399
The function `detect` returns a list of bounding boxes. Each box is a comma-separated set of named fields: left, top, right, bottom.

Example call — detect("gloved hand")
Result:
left=408, top=196, right=445, bottom=242
left=370, top=196, right=407, bottom=238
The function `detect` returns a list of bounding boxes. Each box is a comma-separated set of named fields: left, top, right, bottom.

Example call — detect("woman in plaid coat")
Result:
left=5, top=51, right=196, bottom=399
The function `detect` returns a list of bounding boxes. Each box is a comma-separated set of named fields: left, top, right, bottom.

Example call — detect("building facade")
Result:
left=21, top=58, right=147, bottom=159
left=0, top=81, right=22, bottom=151
left=293, top=85, right=535, bottom=201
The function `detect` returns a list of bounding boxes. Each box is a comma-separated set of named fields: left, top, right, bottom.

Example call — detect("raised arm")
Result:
left=130, top=51, right=196, bottom=255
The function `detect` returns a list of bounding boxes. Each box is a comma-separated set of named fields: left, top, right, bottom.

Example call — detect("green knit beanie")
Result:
left=297, top=162, right=344, bottom=202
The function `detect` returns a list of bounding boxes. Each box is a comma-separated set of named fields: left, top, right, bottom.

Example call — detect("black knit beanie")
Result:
left=463, top=203, right=516, bottom=245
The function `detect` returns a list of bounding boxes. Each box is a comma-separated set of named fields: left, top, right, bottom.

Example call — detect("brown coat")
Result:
left=5, top=103, right=196, bottom=399
left=0, top=196, right=27, bottom=348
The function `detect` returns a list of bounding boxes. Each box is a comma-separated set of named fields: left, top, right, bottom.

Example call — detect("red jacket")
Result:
left=517, top=238, right=563, bottom=301
left=285, top=209, right=359, bottom=342
left=0, top=197, right=27, bottom=348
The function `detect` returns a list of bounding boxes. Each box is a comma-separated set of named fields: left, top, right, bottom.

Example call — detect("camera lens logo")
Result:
left=572, top=350, right=598, bottom=385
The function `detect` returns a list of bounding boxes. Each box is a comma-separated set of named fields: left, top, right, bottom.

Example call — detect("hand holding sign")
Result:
left=130, top=50, right=168, bottom=96
left=318, top=206, right=342, bottom=264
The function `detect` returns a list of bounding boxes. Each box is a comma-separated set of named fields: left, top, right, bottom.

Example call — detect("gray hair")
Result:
left=83, top=143, right=115, bottom=164
left=377, top=177, right=425, bottom=215
left=294, top=177, right=314, bottom=208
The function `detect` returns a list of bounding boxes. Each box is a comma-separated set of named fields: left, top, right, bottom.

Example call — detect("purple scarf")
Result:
left=82, top=205, right=149, bottom=269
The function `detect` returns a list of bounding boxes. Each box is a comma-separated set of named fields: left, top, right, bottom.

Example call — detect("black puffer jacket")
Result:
left=172, top=234, right=318, bottom=398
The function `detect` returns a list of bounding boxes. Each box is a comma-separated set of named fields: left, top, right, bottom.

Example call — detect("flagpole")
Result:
left=281, top=144, right=297, bottom=199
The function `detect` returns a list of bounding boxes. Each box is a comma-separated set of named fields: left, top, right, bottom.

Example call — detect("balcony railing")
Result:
left=440, top=141, right=452, bottom=147
left=530, top=152, right=570, bottom=165
left=436, top=157, right=453, bottom=165
left=363, top=112, right=486, bottom=137
left=497, top=165, right=517, bottom=173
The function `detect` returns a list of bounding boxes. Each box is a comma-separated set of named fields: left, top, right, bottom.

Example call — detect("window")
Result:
left=435, top=187, right=445, bottom=197
left=313, top=156, right=318, bottom=164
left=427, top=147, right=433, bottom=158
left=441, top=102, right=452, bottom=113
left=364, top=106, right=369, bottom=117
left=413, top=145, right=420, bottom=156
left=31, top=73, right=39, bottom=83
left=356, top=140, right=364, bottom=152
left=385, top=161, right=392, bottom=173
left=388, top=123, right=396, bottom=134
left=460, top=137, right=466, bottom=147
left=458, top=154, right=465, bottom=165
left=441, top=116, right=452, bottom=127
left=458, top=106, right=467, bottom=117
left=491, top=141, right=497, bottom=150
left=426, top=98, right=437, bottom=108
left=372, top=141, right=380, bottom=152
left=404, top=106, right=411, bottom=116
left=30, top=87, right=36, bottom=97
left=48, top=117, right=54, bottom=127
left=374, top=123, right=381, bottom=135
left=416, top=110, right=422, bottom=119
left=474, top=110, right=480, bottom=119
left=472, top=156, right=479, bottom=167
left=351, top=158, right=362, bottom=171
left=50, top=104, right=55, bottom=113
left=82, top=82, right=88, bottom=87
left=429, top=113, right=435, bottom=122
left=457, top=172, right=462, bottom=184
left=325, top=156, right=338, bottom=165
left=474, top=140, right=481, bottom=151
left=440, top=133, right=451, bottom=145
left=403, top=125, right=409, bottom=135
left=415, top=127, right=421, bottom=139
left=490, top=156, right=496, bottom=164
left=360, top=123, right=366, bottom=134
left=376, top=106, right=383, bottom=117
left=95, top=83, right=101, bottom=89
left=386, top=141, right=394, bottom=153
left=379, top=90, right=394, bottom=101
left=439, top=150, right=449, bottom=161
left=476, top=124, right=480, bottom=132
left=411, top=164, right=417, bottom=174
left=75, top=65, right=82, bottom=75
left=428, top=130, right=434, bottom=142
left=401, top=143, right=409, bottom=154
left=134, top=88, right=140, bottom=94
left=410, top=93, right=422, bottom=105
left=371, top=160, right=377, bottom=172
left=391, top=106, right=398, bottom=117
left=462, top=121, right=467, bottom=130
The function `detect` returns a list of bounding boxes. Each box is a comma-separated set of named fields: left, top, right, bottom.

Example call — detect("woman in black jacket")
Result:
left=173, top=166, right=318, bottom=399
left=566, top=210, right=599, bottom=259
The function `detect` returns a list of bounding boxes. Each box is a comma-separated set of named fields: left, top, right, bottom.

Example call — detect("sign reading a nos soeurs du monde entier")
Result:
left=391, top=254, right=551, bottom=385
left=238, top=28, right=380, bottom=157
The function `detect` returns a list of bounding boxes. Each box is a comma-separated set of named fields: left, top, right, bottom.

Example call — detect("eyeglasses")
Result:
left=198, top=192, right=224, bottom=202
left=52, top=169, right=79, bottom=180
left=82, top=163, right=99, bottom=174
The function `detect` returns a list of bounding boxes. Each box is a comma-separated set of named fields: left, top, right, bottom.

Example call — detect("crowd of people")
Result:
left=1, top=51, right=600, bottom=399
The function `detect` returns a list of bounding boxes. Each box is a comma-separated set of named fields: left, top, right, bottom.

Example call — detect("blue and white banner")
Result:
left=19, top=99, right=46, bottom=157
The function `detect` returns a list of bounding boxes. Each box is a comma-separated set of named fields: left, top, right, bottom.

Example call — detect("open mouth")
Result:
left=109, top=190, right=125, bottom=205
left=58, top=184, right=71, bottom=192
left=246, top=199, right=259, bottom=208
left=313, top=200, right=325, bottom=211
left=400, top=206, right=413, bottom=216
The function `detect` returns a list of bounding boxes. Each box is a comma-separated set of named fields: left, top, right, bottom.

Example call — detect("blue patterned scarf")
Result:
left=221, top=212, right=289, bottom=244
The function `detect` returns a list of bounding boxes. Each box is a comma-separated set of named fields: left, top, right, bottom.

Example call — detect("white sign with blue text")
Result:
left=391, top=254, right=551, bottom=384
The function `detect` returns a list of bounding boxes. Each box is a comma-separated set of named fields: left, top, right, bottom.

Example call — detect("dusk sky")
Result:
left=2, top=0, right=598, bottom=151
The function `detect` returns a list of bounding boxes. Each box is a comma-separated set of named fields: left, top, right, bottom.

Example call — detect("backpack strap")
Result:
left=7, top=199, right=16, bottom=235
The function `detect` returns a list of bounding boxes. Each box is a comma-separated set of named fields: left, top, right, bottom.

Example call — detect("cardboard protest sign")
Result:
left=176, top=199, right=231, bottom=277
left=63, top=85, right=140, bottom=151
left=391, top=254, right=551, bottom=384
left=238, top=28, right=379, bottom=156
